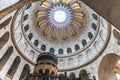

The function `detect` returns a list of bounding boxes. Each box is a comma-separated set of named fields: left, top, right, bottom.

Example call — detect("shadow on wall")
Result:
left=98, top=53, right=120, bottom=80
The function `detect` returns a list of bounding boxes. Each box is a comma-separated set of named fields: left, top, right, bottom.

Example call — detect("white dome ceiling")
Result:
left=11, top=0, right=111, bottom=71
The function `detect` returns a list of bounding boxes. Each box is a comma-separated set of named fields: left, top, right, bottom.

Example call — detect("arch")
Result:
left=49, top=48, right=54, bottom=54
left=0, top=16, right=12, bottom=30
left=98, top=54, right=120, bottom=80
left=7, top=56, right=21, bottom=79
left=29, top=50, right=35, bottom=60
left=45, top=69, right=50, bottom=75
left=51, top=71, right=55, bottom=75
left=59, top=49, right=63, bottom=54
left=0, top=32, right=9, bottom=49
left=41, top=45, right=46, bottom=51
left=69, top=72, right=76, bottom=79
left=59, top=73, right=65, bottom=80
left=92, top=23, right=97, bottom=31
left=75, top=44, right=80, bottom=51
left=0, top=46, right=13, bottom=70
left=24, top=25, right=29, bottom=32
left=39, top=69, right=43, bottom=74
left=82, top=39, right=87, bottom=46
left=88, top=32, right=93, bottom=40
left=34, top=40, right=39, bottom=47
left=79, top=69, right=89, bottom=80
left=23, top=14, right=28, bottom=21
left=67, top=47, right=72, bottom=53
left=28, top=33, right=33, bottom=40
left=92, top=13, right=98, bottom=20
left=19, top=64, right=30, bottom=80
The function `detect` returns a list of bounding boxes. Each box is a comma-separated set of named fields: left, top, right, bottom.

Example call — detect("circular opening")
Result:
left=53, top=10, right=67, bottom=23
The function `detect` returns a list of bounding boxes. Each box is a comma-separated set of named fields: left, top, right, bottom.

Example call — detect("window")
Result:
left=28, top=33, right=33, bottom=40
left=23, top=14, right=28, bottom=21
left=0, top=32, right=9, bottom=49
left=41, top=45, right=46, bottom=51
left=34, top=40, right=39, bottom=47
left=88, top=32, right=93, bottom=40
left=0, top=16, right=12, bottom=30
left=82, top=39, right=87, bottom=46
left=75, top=44, right=80, bottom=51
left=92, top=23, right=97, bottom=31
left=59, top=49, right=63, bottom=54
left=67, top=47, right=72, bottom=53
left=19, top=64, right=30, bottom=80
left=0, top=46, right=13, bottom=70
left=7, top=56, right=21, bottom=79
left=92, top=13, right=98, bottom=20
left=49, top=48, right=54, bottom=54
left=24, top=25, right=29, bottom=32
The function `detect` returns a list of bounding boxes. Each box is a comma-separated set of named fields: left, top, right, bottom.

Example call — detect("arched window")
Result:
left=49, top=48, right=54, bottom=54
left=82, top=39, right=87, bottom=46
left=45, top=69, right=50, bottom=75
left=0, top=32, right=9, bottom=49
left=92, top=23, right=97, bottom=31
left=28, top=33, right=33, bottom=40
left=19, top=64, right=30, bottom=80
left=41, top=45, right=46, bottom=51
left=0, top=16, right=12, bottom=30
left=34, top=40, right=39, bottom=47
left=79, top=69, right=89, bottom=80
left=92, top=13, right=98, bottom=20
left=75, top=44, right=80, bottom=51
left=67, top=47, right=72, bottom=53
left=0, top=46, right=13, bottom=70
left=59, top=49, right=63, bottom=54
left=23, top=14, right=28, bottom=21
left=69, top=72, right=76, bottom=79
left=7, top=56, right=21, bottom=79
left=51, top=71, right=55, bottom=75
left=88, top=32, right=93, bottom=40
left=24, top=25, right=29, bottom=32
left=39, top=69, right=43, bottom=74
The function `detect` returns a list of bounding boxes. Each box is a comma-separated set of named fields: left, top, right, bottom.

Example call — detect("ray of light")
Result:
left=71, top=2, right=80, bottom=9
left=41, top=1, right=51, bottom=8
left=43, top=25, right=52, bottom=35
left=74, top=12, right=84, bottom=19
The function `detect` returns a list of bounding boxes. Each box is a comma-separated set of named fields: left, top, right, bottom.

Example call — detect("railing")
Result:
left=24, top=73, right=96, bottom=80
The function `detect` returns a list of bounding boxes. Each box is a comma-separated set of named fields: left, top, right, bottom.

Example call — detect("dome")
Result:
left=1, top=0, right=120, bottom=80
left=11, top=0, right=110, bottom=71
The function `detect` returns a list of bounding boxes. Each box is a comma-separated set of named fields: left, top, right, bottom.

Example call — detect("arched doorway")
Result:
left=98, top=54, right=120, bottom=80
